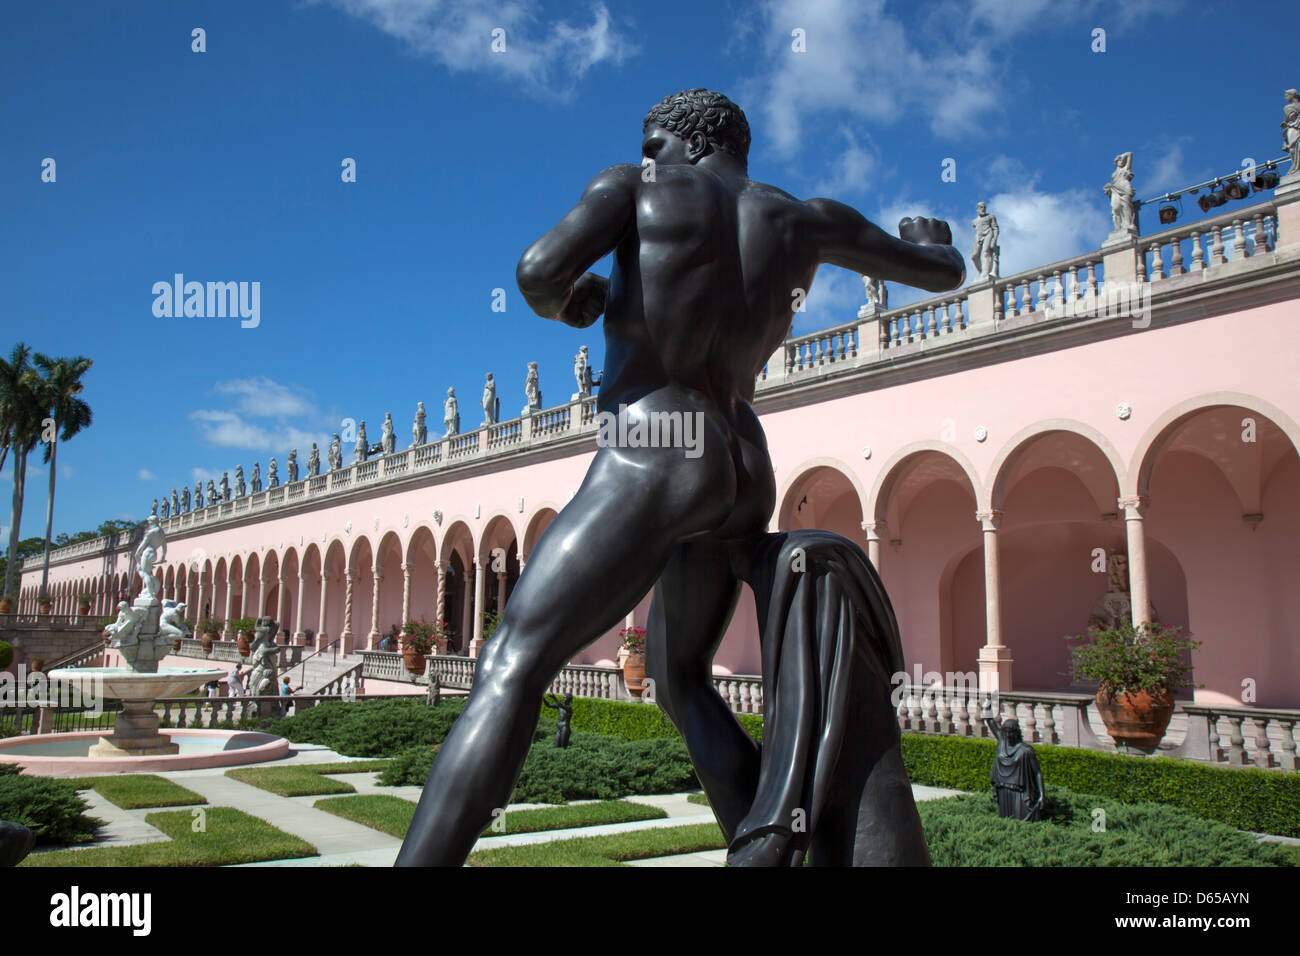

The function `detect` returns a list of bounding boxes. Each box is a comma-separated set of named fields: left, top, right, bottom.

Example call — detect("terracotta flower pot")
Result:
left=623, top=650, right=647, bottom=699
left=38, top=602, right=52, bottom=616
left=1095, top=688, right=1175, bottom=752
left=402, top=645, right=427, bottom=675
left=237, top=632, right=252, bottom=657
left=0, top=600, right=12, bottom=614
left=201, top=633, right=214, bottom=653
left=77, top=603, right=90, bottom=616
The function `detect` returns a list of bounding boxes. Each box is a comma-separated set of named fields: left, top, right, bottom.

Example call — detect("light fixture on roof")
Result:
left=1222, top=176, right=1251, bottom=201
left=1253, top=163, right=1281, bottom=192
left=1156, top=193, right=1181, bottom=224
left=1196, top=180, right=1228, bottom=213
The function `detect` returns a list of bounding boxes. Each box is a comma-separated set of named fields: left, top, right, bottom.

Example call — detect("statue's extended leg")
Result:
left=645, top=538, right=759, bottom=841
left=396, top=433, right=735, bottom=866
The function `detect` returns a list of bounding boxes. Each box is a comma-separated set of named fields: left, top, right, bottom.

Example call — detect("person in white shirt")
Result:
left=225, top=665, right=245, bottom=698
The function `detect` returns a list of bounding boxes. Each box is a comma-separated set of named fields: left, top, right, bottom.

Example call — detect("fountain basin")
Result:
left=0, top=729, right=289, bottom=775
left=48, top=666, right=227, bottom=702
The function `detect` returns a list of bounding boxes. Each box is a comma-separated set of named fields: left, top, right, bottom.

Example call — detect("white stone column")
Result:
left=316, top=569, right=331, bottom=649
left=495, top=569, right=507, bottom=613
left=340, top=569, right=355, bottom=653
left=863, top=520, right=886, bottom=572
left=294, top=570, right=309, bottom=642
left=366, top=562, right=383, bottom=650
left=401, top=562, right=412, bottom=627
left=435, top=562, right=447, bottom=626
left=469, top=557, right=486, bottom=657
left=223, top=582, right=236, bottom=640
left=1119, top=495, right=1152, bottom=628
left=279, top=573, right=292, bottom=633
left=976, top=509, right=1013, bottom=692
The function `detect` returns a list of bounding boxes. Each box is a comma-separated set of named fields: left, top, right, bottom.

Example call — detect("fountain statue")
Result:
left=47, top=516, right=223, bottom=758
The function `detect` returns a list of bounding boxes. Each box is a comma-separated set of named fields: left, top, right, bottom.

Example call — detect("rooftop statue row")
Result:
left=149, top=351, right=601, bottom=514
left=858, top=87, right=1299, bottom=310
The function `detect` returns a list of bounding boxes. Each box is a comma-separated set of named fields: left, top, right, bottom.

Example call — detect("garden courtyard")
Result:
left=4, top=697, right=1299, bottom=867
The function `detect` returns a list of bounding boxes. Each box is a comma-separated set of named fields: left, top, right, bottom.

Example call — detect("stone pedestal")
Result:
left=1101, top=228, right=1141, bottom=285
left=965, top=279, right=998, bottom=327
left=978, top=645, right=1013, bottom=693
left=88, top=698, right=179, bottom=757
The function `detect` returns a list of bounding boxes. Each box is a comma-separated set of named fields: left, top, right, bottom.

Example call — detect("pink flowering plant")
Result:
left=620, top=625, right=646, bottom=653
left=400, top=619, right=437, bottom=655
left=1065, top=621, right=1200, bottom=699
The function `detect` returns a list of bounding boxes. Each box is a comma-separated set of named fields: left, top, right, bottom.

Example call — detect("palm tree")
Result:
left=0, top=343, right=43, bottom=601
left=32, top=353, right=94, bottom=605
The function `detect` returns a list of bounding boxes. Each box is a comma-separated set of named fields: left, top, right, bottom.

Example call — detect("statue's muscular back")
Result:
left=600, top=162, right=812, bottom=417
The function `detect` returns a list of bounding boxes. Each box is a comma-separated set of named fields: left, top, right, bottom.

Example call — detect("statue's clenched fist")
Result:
left=898, top=216, right=954, bottom=247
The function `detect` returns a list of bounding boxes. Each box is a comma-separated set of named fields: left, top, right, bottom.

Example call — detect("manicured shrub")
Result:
left=380, top=731, right=699, bottom=802
left=0, top=766, right=103, bottom=845
left=919, top=786, right=1295, bottom=866
left=265, top=697, right=467, bottom=757
left=0, top=640, right=12, bottom=669
left=537, top=696, right=763, bottom=742
left=901, top=732, right=1300, bottom=838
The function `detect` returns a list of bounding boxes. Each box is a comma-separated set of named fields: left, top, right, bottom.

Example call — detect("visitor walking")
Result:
left=225, top=664, right=245, bottom=698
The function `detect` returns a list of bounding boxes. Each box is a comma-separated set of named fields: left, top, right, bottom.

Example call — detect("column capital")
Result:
left=861, top=519, right=887, bottom=539
left=299, top=570, right=309, bottom=582
left=975, top=509, right=1003, bottom=531
left=1118, top=495, right=1147, bottom=517
left=401, top=561, right=411, bottom=574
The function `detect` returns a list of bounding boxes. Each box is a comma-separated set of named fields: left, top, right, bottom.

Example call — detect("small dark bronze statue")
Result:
left=983, top=712, right=1045, bottom=821
left=425, top=672, right=441, bottom=708
left=541, top=692, right=573, bottom=748
left=396, top=88, right=964, bottom=867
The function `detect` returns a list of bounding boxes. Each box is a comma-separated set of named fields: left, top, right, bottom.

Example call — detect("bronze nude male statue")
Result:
left=396, top=89, right=965, bottom=867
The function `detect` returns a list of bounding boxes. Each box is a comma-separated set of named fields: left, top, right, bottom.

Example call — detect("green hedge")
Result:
left=380, top=731, right=698, bottom=803
left=919, top=787, right=1296, bottom=866
left=0, top=764, right=103, bottom=845
left=901, top=733, right=1300, bottom=838
left=537, top=696, right=763, bottom=742
left=265, top=697, right=468, bottom=757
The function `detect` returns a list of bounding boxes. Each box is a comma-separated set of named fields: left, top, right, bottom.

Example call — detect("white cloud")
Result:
left=742, top=0, right=1181, bottom=160
left=810, top=128, right=879, bottom=198
left=315, top=0, right=636, bottom=98
left=213, top=377, right=316, bottom=419
left=984, top=186, right=1110, bottom=276
left=137, top=468, right=157, bottom=481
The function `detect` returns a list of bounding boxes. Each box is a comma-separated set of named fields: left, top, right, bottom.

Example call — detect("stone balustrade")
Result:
left=174, top=637, right=305, bottom=668
left=785, top=320, right=860, bottom=371
left=1174, top=703, right=1300, bottom=771
left=359, top=649, right=412, bottom=682
left=549, top=663, right=626, bottom=700
left=880, top=290, right=971, bottom=349
left=994, top=252, right=1103, bottom=322
left=1138, top=205, right=1277, bottom=281
left=711, top=674, right=764, bottom=715
left=893, top=683, right=1102, bottom=749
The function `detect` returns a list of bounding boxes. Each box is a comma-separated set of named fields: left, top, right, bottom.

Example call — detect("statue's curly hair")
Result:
left=643, top=89, right=750, bottom=161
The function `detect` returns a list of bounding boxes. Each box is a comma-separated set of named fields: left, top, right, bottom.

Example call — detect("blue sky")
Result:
left=1, top=0, right=1295, bottom=541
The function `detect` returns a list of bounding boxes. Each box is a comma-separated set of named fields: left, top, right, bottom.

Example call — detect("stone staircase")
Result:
left=284, top=651, right=364, bottom=695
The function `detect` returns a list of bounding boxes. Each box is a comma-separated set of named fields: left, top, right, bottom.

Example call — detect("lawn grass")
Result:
left=686, top=792, right=710, bottom=806
left=225, top=766, right=350, bottom=796
left=468, top=822, right=725, bottom=866
left=224, top=760, right=392, bottom=797
left=67, top=774, right=205, bottom=809
left=313, top=795, right=669, bottom=839
left=20, top=807, right=317, bottom=867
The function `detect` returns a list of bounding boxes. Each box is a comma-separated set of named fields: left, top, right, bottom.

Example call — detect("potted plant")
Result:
left=76, top=593, right=92, bottom=616
left=400, top=620, right=435, bottom=675
left=1066, top=621, right=1200, bottom=752
left=0, top=595, right=13, bottom=614
left=620, top=625, right=647, bottom=699
left=37, top=594, right=53, bottom=615
left=198, top=617, right=222, bottom=653
left=232, top=617, right=256, bottom=656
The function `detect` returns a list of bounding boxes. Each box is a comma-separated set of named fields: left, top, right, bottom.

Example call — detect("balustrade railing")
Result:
left=489, top=419, right=523, bottom=448
left=446, top=432, right=480, bottom=459
left=785, top=320, right=859, bottom=372
left=1176, top=703, right=1300, bottom=771
left=879, top=290, right=970, bottom=350
left=1138, top=205, right=1277, bottom=281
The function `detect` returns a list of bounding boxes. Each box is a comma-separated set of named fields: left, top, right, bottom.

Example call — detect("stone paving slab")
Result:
left=627, top=849, right=727, bottom=867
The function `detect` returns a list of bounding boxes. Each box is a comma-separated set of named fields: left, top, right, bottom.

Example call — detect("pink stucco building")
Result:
left=18, top=176, right=1300, bottom=709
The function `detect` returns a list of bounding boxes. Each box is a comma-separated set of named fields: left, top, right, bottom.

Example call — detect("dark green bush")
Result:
left=0, top=640, right=12, bottom=669
left=919, top=786, right=1295, bottom=866
left=380, top=731, right=698, bottom=802
left=902, top=733, right=1300, bottom=838
left=266, top=697, right=467, bottom=757
left=0, top=767, right=103, bottom=845
left=537, top=696, right=762, bottom=742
